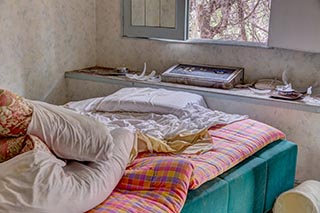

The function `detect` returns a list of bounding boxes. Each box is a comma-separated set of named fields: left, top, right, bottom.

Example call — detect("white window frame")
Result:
left=122, top=0, right=320, bottom=53
left=122, top=0, right=189, bottom=40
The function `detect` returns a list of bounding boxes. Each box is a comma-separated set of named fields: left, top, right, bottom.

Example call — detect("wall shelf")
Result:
left=65, top=70, right=320, bottom=113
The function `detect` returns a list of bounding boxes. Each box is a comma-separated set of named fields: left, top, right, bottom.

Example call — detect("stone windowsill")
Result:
left=65, top=68, right=320, bottom=114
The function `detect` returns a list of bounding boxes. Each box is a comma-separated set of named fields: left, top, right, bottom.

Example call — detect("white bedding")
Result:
left=27, top=100, right=114, bottom=162
left=66, top=95, right=247, bottom=155
left=0, top=128, right=134, bottom=213
left=78, top=104, right=247, bottom=141
left=66, top=87, right=207, bottom=115
left=0, top=88, right=247, bottom=212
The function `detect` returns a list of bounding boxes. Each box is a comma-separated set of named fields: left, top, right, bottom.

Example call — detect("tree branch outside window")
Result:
left=189, top=0, right=271, bottom=43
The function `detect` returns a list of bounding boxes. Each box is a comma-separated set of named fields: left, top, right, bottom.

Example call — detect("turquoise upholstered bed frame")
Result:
left=181, top=139, right=297, bottom=213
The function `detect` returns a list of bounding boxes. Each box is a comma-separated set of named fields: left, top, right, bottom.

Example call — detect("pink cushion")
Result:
left=0, top=136, right=34, bottom=163
left=0, top=89, right=33, bottom=137
left=0, top=134, right=50, bottom=163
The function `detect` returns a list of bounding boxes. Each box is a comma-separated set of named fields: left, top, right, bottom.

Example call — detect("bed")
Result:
left=87, top=121, right=297, bottom=213
left=181, top=139, right=297, bottom=213
left=0, top=87, right=297, bottom=213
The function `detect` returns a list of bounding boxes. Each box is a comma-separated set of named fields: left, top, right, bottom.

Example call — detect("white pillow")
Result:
left=95, top=87, right=207, bottom=115
left=65, top=96, right=105, bottom=112
left=27, top=100, right=114, bottom=162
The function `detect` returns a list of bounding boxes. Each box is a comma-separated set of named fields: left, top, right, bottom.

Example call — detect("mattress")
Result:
left=88, top=119, right=286, bottom=213
left=182, top=139, right=297, bottom=213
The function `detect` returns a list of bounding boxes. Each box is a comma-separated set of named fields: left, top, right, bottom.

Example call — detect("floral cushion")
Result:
left=0, top=89, right=33, bottom=137
left=0, top=136, right=26, bottom=162
left=0, top=135, right=49, bottom=163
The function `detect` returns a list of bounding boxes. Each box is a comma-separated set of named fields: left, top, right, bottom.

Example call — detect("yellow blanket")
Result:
left=130, top=128, right=214, bottom=161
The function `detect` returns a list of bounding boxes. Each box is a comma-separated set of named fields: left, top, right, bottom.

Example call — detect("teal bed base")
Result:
left=181, top=139, right=297, bottom=213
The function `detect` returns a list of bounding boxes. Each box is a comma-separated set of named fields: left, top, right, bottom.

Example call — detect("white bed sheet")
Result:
left=71, top=103, right=247, bottom=141
left=67, top=100, right=248, bottom=155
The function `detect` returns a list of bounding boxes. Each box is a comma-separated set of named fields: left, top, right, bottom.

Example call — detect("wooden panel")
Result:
left=131, top=0, right=145, bottom=26
left=146, top=0, right=160, bottom=27
left=160, top=0, right=176, bottom=28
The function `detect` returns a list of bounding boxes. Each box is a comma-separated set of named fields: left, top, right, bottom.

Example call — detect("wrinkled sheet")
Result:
left=66, top=102, right=248, bottom=156
left=89, top=119, right=285, bottom=213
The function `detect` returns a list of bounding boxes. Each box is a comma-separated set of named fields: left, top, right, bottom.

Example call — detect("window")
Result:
left=123, top=0, right=271, bottom=44
left=123, top=0, right=320, bottom=52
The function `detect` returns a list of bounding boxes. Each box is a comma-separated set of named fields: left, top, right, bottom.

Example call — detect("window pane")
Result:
left=146, top=0, right=160, bottom=26
left=123, top=0, right=188, bottom=40
left=189, top=0, right=271, bottom=43
left=160, top=0, right=176, bottom=28
left=131, top=0, right=145, bottom=26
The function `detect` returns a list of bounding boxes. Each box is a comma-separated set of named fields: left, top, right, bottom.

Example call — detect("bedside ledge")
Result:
left=65, top=71, right=320, bottom=114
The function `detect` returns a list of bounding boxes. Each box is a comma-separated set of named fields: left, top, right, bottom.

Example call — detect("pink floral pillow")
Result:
left=0, top=135, right=49, bottom=163
left=0, top=136, right=32, bottom=162
left=0, top=89, right=33, bottom=138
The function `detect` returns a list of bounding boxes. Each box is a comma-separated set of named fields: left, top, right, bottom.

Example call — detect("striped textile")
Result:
left=88, top=119, right=285, bottom=212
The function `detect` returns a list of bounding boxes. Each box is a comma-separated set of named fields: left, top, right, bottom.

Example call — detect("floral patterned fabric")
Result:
left=0, top=134, right=49, bottom=163
left=0, top=136, right=31, bottom=163
left=0, top=89, right=33, bottom=138
left=25, top=135, right=51, bottom=153
left=0, top=136, right=26, bottom=162
left=0, top=89, right=36, bottom=163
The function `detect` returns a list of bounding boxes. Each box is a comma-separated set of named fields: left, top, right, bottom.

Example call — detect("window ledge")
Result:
left=152, top=37, right=270, bottom=49
left=128, top=36, right=271, bottom=49
left=65, top=70, right=320, bottom=114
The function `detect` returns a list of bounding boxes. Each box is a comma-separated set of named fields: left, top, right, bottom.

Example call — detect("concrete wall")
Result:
left=0, top=0, right=96, bottom=104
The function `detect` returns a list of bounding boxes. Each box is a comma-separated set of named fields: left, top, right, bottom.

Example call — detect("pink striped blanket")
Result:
left=88, top=119, right=285, bottom=213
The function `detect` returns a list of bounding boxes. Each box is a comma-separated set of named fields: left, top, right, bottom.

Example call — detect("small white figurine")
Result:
left=126, top=62, right=158, bottom=81
left=307, top=86, right=312, bottom=96
left=282, top=66, right=289, bottom=85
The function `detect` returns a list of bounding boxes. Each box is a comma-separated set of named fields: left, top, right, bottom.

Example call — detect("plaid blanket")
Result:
left=88, top=119, right=285, bottom=213
left=89, top=157, right=193, bottom=213
left=188, top=118, right=285, bottom=189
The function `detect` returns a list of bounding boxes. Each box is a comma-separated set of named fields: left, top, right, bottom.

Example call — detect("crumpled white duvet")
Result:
left=0, top=103, right=135, bottom=213
left=65, top=88, right=247, bottom=152
left=27, top=100, right=114, bottom=162
left=66, top=98, right=248, bottom=155
left=69, top=102, right=247, bottom=143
